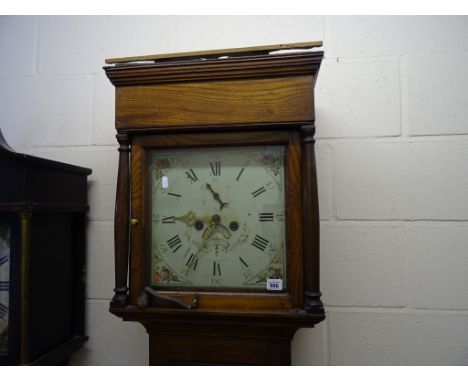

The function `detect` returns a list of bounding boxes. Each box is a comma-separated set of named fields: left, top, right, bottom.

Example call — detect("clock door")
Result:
left=128, top=129, right=304, bottom=311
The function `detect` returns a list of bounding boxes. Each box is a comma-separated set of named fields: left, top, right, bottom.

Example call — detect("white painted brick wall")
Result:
left=328, top=311, right=468, bottom=365
left=69, top=300, right=148, bottom=366
left=334, top=141, right=468, bottom=220
left=406, top=53, right=468, bottom=136
left=0, top=16, right=37, bottom=77
left=291, top=323, right=328, bottom=365
left=321, top=224, right=407, bottom=308
left=84, top=221, right=115, bottom=300
left=316, top=143, right=331, bottom=220
left=92, top=73, right=117, bottom=146
left=316, top=57, right=401, bottom=138
left=0, top=77, right=93, bottom=148
left=325, top=16, right=468, bottom=58
left=407, top=225, right=468, bottom=310
left=1, top=16, right=467, bottom=366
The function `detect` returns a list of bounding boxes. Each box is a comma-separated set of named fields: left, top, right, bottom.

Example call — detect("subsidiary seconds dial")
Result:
left=149, top=145, right=287, bottom=290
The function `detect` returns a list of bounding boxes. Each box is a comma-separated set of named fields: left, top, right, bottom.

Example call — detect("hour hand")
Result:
left=205, top=183, right=228, bottom=210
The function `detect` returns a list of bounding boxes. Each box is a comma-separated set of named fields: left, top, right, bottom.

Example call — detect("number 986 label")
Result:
left=267, top=279, right=283, bottom=291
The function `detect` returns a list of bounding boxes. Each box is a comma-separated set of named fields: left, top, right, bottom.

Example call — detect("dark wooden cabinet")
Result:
left=104, top=41, right=325, bottom=365
left=0, top=130, right=91, bottom=365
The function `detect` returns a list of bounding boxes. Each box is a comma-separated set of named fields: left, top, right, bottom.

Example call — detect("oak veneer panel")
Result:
left=115, top=75, right=315, bottom=128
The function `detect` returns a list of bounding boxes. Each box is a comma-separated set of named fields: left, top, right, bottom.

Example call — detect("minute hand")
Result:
left=206, top=183, right=229, bottom=210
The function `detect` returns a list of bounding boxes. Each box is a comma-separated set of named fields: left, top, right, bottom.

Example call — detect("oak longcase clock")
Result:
left=104, top=41, right=325, bottom=365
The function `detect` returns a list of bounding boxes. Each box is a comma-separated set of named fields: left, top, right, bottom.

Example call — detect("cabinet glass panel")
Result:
left=0, top=224, right=10, bottom=355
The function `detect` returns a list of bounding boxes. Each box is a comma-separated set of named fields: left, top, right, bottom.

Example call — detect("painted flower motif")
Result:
left=158, top=266, right=172, bottom=282
left=152, top=157, right=172, bottom=182
left=152, top=265, right=181, bottom=283
left=267, top=266, right=282, bottom=279
left=256, top=152, right=281, bottom=176
left=262, top=152, right=279, bottom=166
left=155, top=158, right=171, bottom=170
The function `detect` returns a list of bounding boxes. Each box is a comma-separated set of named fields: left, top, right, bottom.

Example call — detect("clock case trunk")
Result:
left=104, top=43, right=325, bottom=365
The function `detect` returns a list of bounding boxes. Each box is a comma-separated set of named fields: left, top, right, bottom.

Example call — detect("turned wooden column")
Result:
left=301, top=124, right=323, bottom=314
left=19, top=212, right=32, bottom=364
left=111, top=132, right=130, bottom=307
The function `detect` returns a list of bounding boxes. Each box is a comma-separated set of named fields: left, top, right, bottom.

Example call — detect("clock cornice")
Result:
left=104, top=51, right=323, bottom=87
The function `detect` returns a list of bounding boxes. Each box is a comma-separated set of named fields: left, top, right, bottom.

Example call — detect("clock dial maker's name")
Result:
left=150, top=146, right=287, bottom=290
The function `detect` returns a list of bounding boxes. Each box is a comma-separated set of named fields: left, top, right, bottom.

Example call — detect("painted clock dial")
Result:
left=0, top=224, right=10, bottom=354
left=149, top=145, right=287, bottom=290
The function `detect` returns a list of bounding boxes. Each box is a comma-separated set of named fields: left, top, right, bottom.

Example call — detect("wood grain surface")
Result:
left=116, top=75, right=315, bottom=129
left=111, top=133, right=131, bottom=308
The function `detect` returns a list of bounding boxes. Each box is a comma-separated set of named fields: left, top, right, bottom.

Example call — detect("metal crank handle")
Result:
left=137, top=286, right=199, bottom=310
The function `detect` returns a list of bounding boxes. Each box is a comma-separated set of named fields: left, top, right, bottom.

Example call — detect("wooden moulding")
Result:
left=111, top=305, right=324, bottom=331
left=104, top=52, right=323, bottom=86
left=105, top=41, right=323, bottom=64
